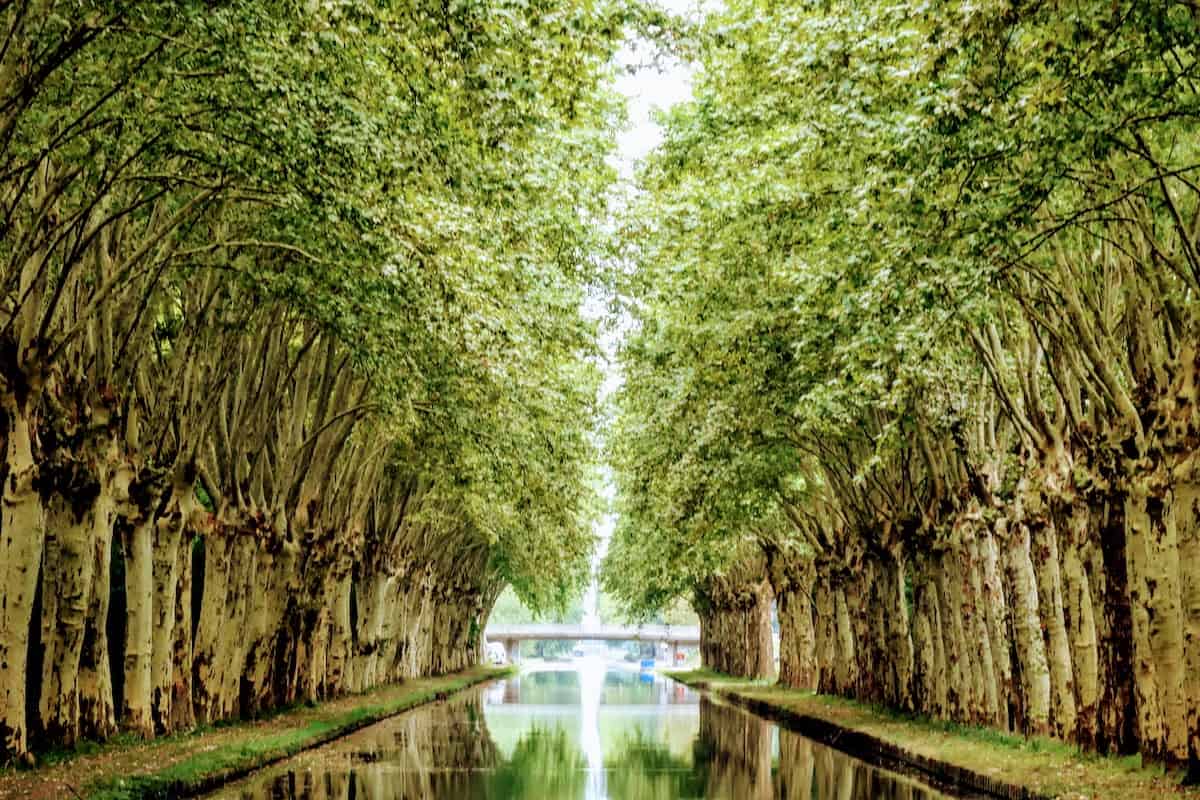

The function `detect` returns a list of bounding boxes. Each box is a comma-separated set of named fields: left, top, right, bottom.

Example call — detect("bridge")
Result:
left=484, top=623, right=700, bottom=664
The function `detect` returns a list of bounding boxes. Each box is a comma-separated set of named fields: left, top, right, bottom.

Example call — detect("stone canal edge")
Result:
left=0, top=665, right=514, bottom=800
left=666, top=670, right=1049, bottom=800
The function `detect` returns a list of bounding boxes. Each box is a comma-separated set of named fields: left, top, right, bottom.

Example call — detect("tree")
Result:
left=607, top=0, right=1200, bottom=781
left=0, top=0, right=624, bottom=761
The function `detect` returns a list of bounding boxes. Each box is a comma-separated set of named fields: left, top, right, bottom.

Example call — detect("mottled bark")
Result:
left=149, top=510, right=182, bottom=733
left=1030, top=515, right=1076, bottom=739
left=770, top=555, right=817, bottom=690
left=77, top=490, right=116, bottom=741
left=192, top=529, right=232, bottom=724
left=0, top=405, right=43, bottom=759
left=120, top=514, right=155, bottom=737
left=965, top=535, right=1000, bottom=725
left=1095, top=493, right=1138, bottom=754
left=37, top=496, right=98, bottom=746
left=1176, top=480, right=1200, bottom=783
left=883, top=555, right=914, bottom=711
left=813, top=570, right=836, bottom=695
left=168, top=529, right=194, bottom=732
left=1002, top=519, right=1051, bottom=736
left=981, top=523, right=1012, bottom=731
left=1061, top=502, right=1099, bottom=748
left=1123, top=479, right=1171, bottom=762
left=696, top=559, right=775, bottom=680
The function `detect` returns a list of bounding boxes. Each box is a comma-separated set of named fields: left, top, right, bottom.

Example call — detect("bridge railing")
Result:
left=483, top=623, right=700, bottom=643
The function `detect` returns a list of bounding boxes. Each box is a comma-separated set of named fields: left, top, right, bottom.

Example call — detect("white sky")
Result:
left=597, top=0, right=701, bottom=396
left=588, top=1, right=702, bottom=558
left=613, top=6, right=697, bottom=173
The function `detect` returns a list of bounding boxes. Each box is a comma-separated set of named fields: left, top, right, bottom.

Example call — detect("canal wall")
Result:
left=0, top=666, right=511, bottom=800
left=672, top=672, right=1053, bottom=800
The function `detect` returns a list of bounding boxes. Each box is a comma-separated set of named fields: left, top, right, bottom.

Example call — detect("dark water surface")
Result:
left=205, top=660, right=952, bottom=799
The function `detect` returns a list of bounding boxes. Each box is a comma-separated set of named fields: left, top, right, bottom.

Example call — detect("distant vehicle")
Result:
left=486, top=642, right=506, bottom=665
left=572, top=646, right=585, bottom=657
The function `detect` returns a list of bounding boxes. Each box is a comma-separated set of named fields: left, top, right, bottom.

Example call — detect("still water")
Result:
left=206, top=659, right=952, bottom=799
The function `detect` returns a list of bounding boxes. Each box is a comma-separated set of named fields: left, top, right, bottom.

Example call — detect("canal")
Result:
left=206, top=658, right=953, bottom=799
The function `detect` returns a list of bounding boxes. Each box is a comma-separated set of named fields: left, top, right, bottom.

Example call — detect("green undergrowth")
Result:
left=664, top=668, right=772, bottom=688
left=83, top=666, right=512, bottom=800
left=666, top=669, right=1187, bottom=799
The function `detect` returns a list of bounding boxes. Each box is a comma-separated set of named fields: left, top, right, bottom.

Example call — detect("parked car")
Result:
left=486, top=642, right=507, bottom=665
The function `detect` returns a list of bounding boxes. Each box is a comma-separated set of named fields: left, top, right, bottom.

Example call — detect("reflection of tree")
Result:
left=693, top=697, right=947, bottom=800
left=598, top=670, right=668, bottom=705
left=485, top=726, right=587, bottom=798
left=774, top=724, right=946, bottom=800
left=507, top=669, right=582, bottom=704
left=218, top=682, right=947, bottom=800
left=234, top=694, right=502, bottom=799
left=775, top=730, right=817, bottom=800
left=526, top=639, right=576, bottom=658
left=603, top=728, right=705, bottom=800
left=695, top=696, right=774, bottom=800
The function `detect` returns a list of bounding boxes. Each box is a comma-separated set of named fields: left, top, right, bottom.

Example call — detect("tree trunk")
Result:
left=773, top=558, right=817, bottom=690
left=327, top=574, right=353, bottom=694
left=1061, top=501, right=1099, bottom=749
left=981, top=522, right=1012, bottom=731
left=922, top=561, right=950, bottom=718
left=813, top=571, right=836, bottom=694
left=0, top=405, right=44, bottom=760
left=777, top=579, right=816, bottom=690
left=149, top=512, right=182, bottom=734
left=884, top=555, right=914, bottom=711
left=1002, top=519, right=1051, bottom=736
left=37, top=497, right=98, bottom=747
left=696, top=565, right=774, bottom=680
left=169, top=529, right=194, bottom=732
left=1176, top=479, right=1200, bottom=783
left=193, top=529, right=232, bottom=724
left=217, top=535, right=256, bottom=716
left=942, top=545, right=980, bottom=722
left=911, top=566, right=936, bottom=714
left=243, top=542, right=295, bottom=714
left=1030, top=515, right=1076, bottom=739
left=120, top=514, right=155, bottom=737
left=965, top=535, right=1000, bottom=725
left=1166, top=342, right=1200, bottom=781
left=77, top=490, right=116, bottom=741
left=1125, top=473, right=1185, bottom=761
left=1095, top=491, right=1138, bottom=754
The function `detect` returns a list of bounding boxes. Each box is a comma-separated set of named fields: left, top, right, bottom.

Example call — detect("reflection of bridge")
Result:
left=484, top=623, right=700, bottom=664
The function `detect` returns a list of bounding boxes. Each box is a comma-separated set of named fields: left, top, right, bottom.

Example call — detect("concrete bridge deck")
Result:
left=484, top=623, right=700, bottom=645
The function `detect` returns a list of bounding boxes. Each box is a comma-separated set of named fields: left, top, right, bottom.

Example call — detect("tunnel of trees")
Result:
left=602, top=0, right=1200, bottom=787
left=4, top=0, right=1200, bottom=788
left=0, top=0, right=628, bottom=761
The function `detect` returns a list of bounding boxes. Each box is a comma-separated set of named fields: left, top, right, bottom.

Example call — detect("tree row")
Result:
left=605, top=0, right=1200, bottom=782
left=0, top=0, right=620, bottom=761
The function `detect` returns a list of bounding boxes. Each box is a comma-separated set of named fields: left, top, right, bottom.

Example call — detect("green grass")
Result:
left=663, top=667, right=772, bottom=687
left=82, top=666, right=513, bottom=800
left=666, top=670, right=1188, bottom=798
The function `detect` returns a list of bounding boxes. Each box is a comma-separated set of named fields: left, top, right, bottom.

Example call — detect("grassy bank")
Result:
left=666, top=669, right=1199, bottom=800
left=0, top=665, right=512, bottom=800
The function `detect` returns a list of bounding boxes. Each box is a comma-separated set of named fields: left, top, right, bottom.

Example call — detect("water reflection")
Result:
left=205, top=664, right=952, bottom=799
